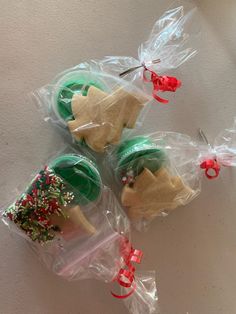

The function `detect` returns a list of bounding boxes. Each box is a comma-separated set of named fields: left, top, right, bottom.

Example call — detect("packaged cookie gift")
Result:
left=109, top=133, right=200, bottom=230
left=108, top=118, right=236, bottom=230
left=1, top=152, right=158, bottom=314
left=34, top=5, right=197, bottom=153
left=35, top=65, right=150, bottom=153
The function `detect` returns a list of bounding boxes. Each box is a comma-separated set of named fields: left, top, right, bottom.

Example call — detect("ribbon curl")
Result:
left=200, top=159, right=221, bottom=179
left=143, top=67, right=181, bottom=104
left=111, top=238, right=143, bottom=299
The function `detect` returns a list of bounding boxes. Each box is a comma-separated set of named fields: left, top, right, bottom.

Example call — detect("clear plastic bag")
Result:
left=99, top=5, right=198, bottom=96
left=108, top=119, right=236, bottom=230
left=108, top=132, right=201, bottom=230
left=1, top=151, right=158, bottom=314
left=33, top=5, right=197, bottom=153
left=123, top=271, right=159, bottom=314
left=199, top=117, right=236, bottom=178
left=34, top=64, right=151, bottom=153
left=213, top=117, right=236, bottom=167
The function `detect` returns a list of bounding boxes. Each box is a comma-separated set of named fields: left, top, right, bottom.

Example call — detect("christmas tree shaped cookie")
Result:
left=121, top=167, right=194, bottom=220
left=67, top=86, right=148, bottom=152
left=50, top=205, right=96, bottom=236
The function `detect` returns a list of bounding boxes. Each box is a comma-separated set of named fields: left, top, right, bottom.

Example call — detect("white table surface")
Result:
left=0, top=0, right=236, bottom=313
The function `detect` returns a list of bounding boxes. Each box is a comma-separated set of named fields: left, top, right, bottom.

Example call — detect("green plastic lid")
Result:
left=49, top=154, right=102, bottom=205
left=56, top=80, right=105, bottom=121
left=116, top=136, right=166, bottom=179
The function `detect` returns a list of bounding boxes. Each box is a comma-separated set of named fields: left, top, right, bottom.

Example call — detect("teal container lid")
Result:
left=49, top=154, right=102, bottom=206
left=116, top=136, right=166, bottom=180
left=56, top=80, right=105, bottom=121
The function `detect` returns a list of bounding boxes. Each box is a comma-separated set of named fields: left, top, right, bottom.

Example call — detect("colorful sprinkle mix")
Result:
left=121, top=169, right=135, bottom=186
left=4, top=167, right=74, bottom=244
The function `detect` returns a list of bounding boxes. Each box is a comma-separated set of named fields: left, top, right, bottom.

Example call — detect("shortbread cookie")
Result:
left=121, top=167, right=194, bottom=220
left=67, top=86, right=147, bottom=152
left=50, top=205, right=96, bottom=235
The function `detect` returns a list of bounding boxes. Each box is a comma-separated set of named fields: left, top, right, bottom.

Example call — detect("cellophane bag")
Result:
left=1, top=151, right=158, bottom=314
left=107, top=132, right=202, bottom=230
left=213, top=117, right=236, bottom=167
left=199, top=117, right=236, bottom=178
left=33, top=5, right=197, bottom=154
left=99, top=5, right=198, bottom=99
left=108, top=118, right=236, bottom=230
left=34, top=65, right=151, bottom=153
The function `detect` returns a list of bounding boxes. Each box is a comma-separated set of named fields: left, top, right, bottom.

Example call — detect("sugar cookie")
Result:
left=67, top=86, right=147, bottom=152
left=121, top=167, right=194, bottom=220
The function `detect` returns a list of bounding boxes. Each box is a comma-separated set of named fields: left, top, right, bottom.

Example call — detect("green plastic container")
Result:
left=116, top=136, right=166, bottom=180
left=49, top=154, right=102, bottom=206
left=51, top=70, right=110, bottom=124
left=56, top=80, right=104, bottom=121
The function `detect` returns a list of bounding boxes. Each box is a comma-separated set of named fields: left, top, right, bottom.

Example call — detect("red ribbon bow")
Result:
left=111, top=239, right=143, bottom=299
left=143, top=67, right=181, bottom=103
left=200, top=159, right=221, bottom=179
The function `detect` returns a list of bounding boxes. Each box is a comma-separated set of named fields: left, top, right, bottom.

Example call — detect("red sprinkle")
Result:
left=7, top=213, right=13, bottom=221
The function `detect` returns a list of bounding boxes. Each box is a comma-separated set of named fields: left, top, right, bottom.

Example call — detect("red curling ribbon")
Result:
left=111, top=239, right=143, bottom=299
left=143, top=67, right=181, bottom=103
left=200, top=159, right=221, bottom=179
left=111, top=282, right=137, bottom=299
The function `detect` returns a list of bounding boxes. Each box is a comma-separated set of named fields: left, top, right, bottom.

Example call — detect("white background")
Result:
left=0, top=0, right=236, bottom=313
